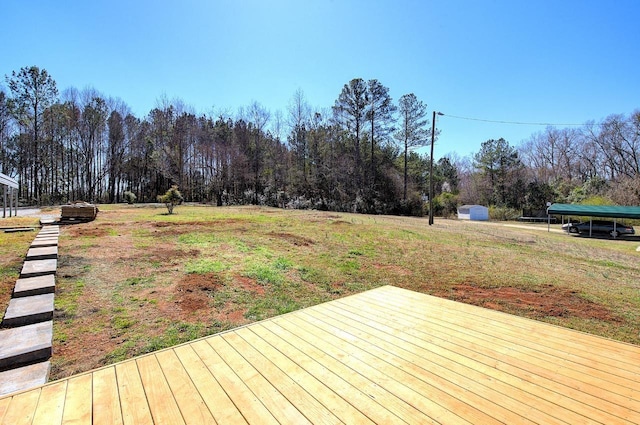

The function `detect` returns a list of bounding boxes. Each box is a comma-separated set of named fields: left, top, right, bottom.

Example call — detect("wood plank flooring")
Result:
left=1, top=285, right=639, bottom=424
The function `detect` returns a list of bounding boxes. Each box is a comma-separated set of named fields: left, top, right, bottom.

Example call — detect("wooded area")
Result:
left=1, top=66, right=639, bottom=216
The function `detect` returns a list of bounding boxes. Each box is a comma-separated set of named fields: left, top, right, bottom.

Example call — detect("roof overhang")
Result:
left=547, top=203, right=640, bottom=219
left=0, top=173, right=18, bottom=189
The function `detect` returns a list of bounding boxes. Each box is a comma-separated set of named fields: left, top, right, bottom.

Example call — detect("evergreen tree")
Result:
left=6, top=66, right=58, bottom=202
left=395, top=93, right=429, bottom=200
left=473, top=138, right=523, bottom=206
left=365, top=79, right=396, bottom=187
left=333, top=78, right=368, bottom=188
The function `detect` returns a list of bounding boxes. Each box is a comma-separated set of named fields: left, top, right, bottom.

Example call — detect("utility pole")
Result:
left=429, top=111, right=443, bottom=225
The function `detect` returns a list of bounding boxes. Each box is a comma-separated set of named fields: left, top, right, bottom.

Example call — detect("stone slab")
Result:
left=37, top=231, right=59, bottom=238
left=26, top=246, right=58, bottom=260
left=13, top=275, right=56, bottom=298
left=0, top=361, right=50, bottom=396
left=33, top=236, right=58, bottom=243
left=30, top=238, right=58, bottom=248
left=3, top=228, right=36, bottom=234
left=20, top=259, right=57, bottom=278
left=2, top=294, right=54, bottom=327
left=0, top=321, right=52, bottom=371
left=39, top=225, right=59, bottom=231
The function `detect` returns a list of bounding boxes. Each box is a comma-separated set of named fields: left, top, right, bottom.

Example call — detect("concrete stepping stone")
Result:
left=30, top=238, right=58, bottom=248
left=13, top=275, right=55, bottom=298
left=3, top=228, right=35, bottom=234
left=0, top=321, right=52, bottom=371
left=36, top=228, right=58, bottom=234
left=20, top=259, right=57, bottom=278
left=0, top=361, right=50, bottom=396
left=2, top=294, right=54, bottom=327
left=26, top=246, right=58, bottom=260
left=34, top=234, right=58, bottom=240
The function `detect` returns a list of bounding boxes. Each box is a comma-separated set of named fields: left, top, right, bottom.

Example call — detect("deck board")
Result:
left=62, top=374, right=92, bottom=424
left=191, top=339, right=279, bottom=425
left=135, top=355, right=185, bottom=425
left=2, top=389, right=40, bottom=425
left=31, top=380, right=66, bottom=425
left=155, top=349, right=216, bottom=425
left=221, top=330, right=341, bottom=425
left=93, top=367, right=123, bottom=425
left=173, top=344, right=247, bottom=425
left=1, top=285, right=639, bottom=424
left=235, top=326, right=374, bottom=425
left=114, top=361, right=153, bottom=425
left=207, top=335, right=313, bottom=425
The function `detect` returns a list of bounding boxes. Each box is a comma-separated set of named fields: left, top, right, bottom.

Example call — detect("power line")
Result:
left=441, top=113, right=589, bottom=127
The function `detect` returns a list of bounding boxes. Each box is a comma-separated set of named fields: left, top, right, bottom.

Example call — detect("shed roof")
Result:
left=0, top=173, right=18, bottom=189
left=547, top=203, right=640, bottom=219
left=458, top=205, right=488, bottom=213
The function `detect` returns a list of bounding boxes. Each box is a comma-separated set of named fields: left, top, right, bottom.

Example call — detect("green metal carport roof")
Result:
left=547, top=204, right=640, bottom=219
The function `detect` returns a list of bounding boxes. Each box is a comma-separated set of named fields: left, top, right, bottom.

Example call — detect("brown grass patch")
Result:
left=435, top=284, right=621, bottom=322
left=66, top=226, right=110, bottom=238
left=269, top=232, right=314, bottom=246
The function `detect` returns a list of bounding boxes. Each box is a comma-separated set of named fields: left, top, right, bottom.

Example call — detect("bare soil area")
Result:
left=434, top=284, right=620, bottom=322
left=53, top=217, right=268, bottom=377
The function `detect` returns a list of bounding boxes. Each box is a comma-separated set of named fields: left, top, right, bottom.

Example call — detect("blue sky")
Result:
left=2, top=0, right=639, bottom=159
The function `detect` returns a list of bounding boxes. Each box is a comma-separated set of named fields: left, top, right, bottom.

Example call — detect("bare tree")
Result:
left=248, top=101, right=270, bottom=203
left=287, top=89, right=311, bottom=186
left=0, top=90, right=15, bottom=176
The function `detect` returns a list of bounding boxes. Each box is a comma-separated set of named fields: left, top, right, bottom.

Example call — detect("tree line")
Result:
left=1, top=66, right=639, bottom=217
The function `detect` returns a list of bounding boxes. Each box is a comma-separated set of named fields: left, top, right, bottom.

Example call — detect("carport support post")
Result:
left=546, top=202, right=552, bottom=232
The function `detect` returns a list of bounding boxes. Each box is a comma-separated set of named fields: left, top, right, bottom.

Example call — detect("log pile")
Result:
left=60, top=202, right=98, bottom=222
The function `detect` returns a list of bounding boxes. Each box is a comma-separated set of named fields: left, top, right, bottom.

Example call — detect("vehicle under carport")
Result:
left=546, top=203, right=640, bottom=238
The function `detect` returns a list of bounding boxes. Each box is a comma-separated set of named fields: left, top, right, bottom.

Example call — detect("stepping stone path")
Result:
left=0, top=224, right=59, bottom=396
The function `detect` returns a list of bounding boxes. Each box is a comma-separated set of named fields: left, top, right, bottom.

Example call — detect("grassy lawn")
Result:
left=5, top=204, right=639, bottom=380
left=0, top=216, right=44, bottom=316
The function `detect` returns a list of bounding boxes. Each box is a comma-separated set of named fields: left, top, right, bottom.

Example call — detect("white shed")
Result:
left=457, top=205, right=489, bottom=221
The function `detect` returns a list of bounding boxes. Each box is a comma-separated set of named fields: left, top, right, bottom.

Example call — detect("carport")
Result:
left=0, top=172, right=18, bottom=218
left=546, top=203, right=640, bottom=237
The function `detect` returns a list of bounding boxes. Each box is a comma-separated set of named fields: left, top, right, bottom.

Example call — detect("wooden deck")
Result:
left=1, top=285, right=639, bottom=424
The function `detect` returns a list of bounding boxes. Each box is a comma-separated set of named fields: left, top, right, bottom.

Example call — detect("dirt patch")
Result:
left=174, top=273, right=221, bottom=311
left=145, top=248, right=200, bottom=263
left=66, top=226, right=110, bottom=238
left=270, top=232, right=314, bottom=246
left=436, top=284, right=620, bottom=322
left=234, top=275, right=266, bottom=295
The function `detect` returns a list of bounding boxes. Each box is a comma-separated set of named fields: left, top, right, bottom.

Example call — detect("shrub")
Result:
left=157, top=185, right=183, bottom=214
left=489, top=205, right=521, bottom=221
left=435, top=192, right=459, bottom=218
left=123, top=191, right=137, bottom=204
